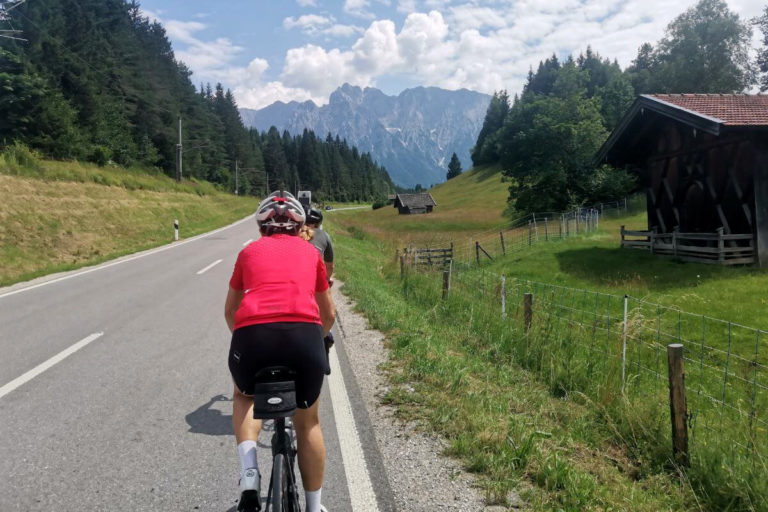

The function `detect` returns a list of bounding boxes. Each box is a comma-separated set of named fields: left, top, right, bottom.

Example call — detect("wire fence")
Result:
left=430, top=266, right=768, bottom=469
left=457, top=196, right=645, bottom=265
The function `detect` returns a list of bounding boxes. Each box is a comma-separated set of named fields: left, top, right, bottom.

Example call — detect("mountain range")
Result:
left=240, top=84, right=491, bottom=188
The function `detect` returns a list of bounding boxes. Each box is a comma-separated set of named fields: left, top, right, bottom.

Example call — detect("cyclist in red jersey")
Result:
left=224, top=191, right=335, bottom=512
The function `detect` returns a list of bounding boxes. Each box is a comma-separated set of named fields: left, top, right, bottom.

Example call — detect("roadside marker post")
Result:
left=174, top=219, right=179, bottom=241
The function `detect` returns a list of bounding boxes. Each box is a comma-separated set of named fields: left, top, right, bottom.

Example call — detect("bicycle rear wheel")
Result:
left=270, top=453, right=289, bottom=512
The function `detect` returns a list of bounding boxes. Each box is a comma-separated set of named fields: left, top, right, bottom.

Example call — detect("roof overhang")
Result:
left=595, top=94, right=724, bottom=165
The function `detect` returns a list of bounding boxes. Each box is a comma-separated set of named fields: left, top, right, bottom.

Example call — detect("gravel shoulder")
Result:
left=332, top=280, right=501, bottom=512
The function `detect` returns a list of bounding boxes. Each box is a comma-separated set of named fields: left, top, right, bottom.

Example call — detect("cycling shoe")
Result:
left=237, top=468, right=261, bottom=511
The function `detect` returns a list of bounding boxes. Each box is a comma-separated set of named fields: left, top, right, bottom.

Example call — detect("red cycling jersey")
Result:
left=229, top=234, right=329, bottom=330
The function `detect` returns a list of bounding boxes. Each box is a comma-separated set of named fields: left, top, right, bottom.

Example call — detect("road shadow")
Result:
left=185, top=394, right=232, bottom=436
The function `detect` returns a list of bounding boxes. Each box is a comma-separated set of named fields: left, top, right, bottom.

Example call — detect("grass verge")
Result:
left=0, top=147, right=258, bottom=286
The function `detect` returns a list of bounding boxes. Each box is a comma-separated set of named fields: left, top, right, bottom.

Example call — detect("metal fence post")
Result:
left=544, top=217, right=549, bottom=241
left=475, top=241, right=480, bottom=264
left=528, top=221, right=532, bottom=246
left=500, top=231, right=506, bottom=255
left=501, top=275, right=506, bottom=319
left=622, top=294, right=628, bottom=392
left=667, top=344, right=690, bottom=467
left=524, top=293, right=533, bottom=333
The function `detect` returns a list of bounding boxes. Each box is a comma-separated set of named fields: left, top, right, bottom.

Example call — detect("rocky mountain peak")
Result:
left=240, top=85, right=491, bottom=188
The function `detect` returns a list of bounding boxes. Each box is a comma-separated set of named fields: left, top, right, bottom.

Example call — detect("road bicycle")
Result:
left=252, top=366, right=302, bottom=512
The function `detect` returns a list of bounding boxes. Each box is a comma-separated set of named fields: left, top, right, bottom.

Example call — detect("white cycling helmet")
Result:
left=256, top=190, right=306, bottom=235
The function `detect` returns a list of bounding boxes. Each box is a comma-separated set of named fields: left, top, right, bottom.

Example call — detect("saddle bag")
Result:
left=252, top=380, right=297, bottom=419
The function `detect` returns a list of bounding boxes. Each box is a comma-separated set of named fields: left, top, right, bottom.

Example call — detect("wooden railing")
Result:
left=400, top=243, right=454, bottom=269
left=621, top=226, right=755, bottom=265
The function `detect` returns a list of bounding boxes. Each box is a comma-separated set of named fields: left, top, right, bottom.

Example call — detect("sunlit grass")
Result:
left=326, top=165, right=768, bottom=510
left=0, top=166, right=258, bottom=286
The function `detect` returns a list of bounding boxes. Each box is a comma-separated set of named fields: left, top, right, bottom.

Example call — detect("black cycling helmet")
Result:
left=306, top=207, right=323, bottom=225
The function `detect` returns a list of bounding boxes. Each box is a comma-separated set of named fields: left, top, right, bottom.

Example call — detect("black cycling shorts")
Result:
left=229, top=322, right=326, bottom=408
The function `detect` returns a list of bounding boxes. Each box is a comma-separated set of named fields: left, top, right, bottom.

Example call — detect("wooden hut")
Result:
left=596, top=94, right=768, bottom=266
left=393, top=193, right=437, bottom=214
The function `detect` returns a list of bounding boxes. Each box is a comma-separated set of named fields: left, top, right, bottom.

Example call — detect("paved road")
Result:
left=0, top=218, right=394, bottom=511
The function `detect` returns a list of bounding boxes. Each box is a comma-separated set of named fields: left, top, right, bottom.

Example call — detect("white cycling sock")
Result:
left=305, top=488, right=322, bottom=512
left=237, top=440, right=258, bottom=476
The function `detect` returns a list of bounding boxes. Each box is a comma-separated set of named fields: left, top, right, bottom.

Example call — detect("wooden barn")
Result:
left=596, top=94, right=768, bottom=267
left=393, top=193, right=437, bottom=214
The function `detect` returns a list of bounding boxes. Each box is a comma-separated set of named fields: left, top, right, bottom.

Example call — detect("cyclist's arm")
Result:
left=224, top=286, right=244, bottom=332
left=325, top=262, right=334, bottom=284
left=315, top=288, right=335, bottom=336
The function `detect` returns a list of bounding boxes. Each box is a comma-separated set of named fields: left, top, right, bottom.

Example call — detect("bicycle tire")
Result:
left=270, top=453, right=289, bottom=512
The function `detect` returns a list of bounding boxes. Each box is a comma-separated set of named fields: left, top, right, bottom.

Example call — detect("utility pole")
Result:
left=235, top=160, right=239, bottom=195
left=176, top=116, right=182, bottom=182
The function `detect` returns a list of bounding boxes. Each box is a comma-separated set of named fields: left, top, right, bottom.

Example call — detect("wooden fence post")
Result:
left=528, top=221, right=532, bottom=246
left=500, top=231, right=506, bottom=255
left=442, top=267, right=451, bottom=300
left=620, top=225, right=625, bottom=247
left=667, top=344, right=690, bottom=467
left=475, top=241, right=480, bottom=264
left=650, top=227, right=656, bottom=255
left=399, top=253, right=406, bottom=277
left=672, top=227, right=679, bottom=257
left=544, top=218, right=549, bottom=241
left=717, top=227, right=724, bottom=263
left=524, top=293, right=533, bottom=333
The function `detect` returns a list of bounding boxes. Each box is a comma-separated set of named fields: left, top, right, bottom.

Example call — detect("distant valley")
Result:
left=240, top=84, right=491, bottom=188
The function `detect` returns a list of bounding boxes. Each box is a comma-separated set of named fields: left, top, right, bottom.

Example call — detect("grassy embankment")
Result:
left=327, top=164, right=768, bottom=511
left=0, top=144, right=259, bottom=286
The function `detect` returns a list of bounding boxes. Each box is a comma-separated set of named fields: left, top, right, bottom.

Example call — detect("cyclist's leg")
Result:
left=293, top=400, right=325, bottom=490
left=232, top=385, right=262, bottom=443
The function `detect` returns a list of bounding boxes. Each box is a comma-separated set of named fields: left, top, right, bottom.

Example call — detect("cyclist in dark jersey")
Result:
left=224, top=191, right=335, bottom=512
left=305, top=208, right=333, bottom=286
left=305, top=207, right=336, bottom=369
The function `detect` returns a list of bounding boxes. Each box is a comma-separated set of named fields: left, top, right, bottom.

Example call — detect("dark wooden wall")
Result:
left=641, top=120, right=756, bottom=239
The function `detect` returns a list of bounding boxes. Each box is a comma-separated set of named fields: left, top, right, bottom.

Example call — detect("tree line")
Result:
left=473, top=0, right=766, bottom=214
left=0, top=0, right=394, bottom=201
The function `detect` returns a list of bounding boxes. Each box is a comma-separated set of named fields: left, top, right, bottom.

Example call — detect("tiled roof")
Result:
left=648, top=94, right=768, bottom=126
left=395, top=193, right=437, bottom=208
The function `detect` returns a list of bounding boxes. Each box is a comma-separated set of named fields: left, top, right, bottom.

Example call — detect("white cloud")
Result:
left=283, top=14, right=363, bottom=38
left=447, top=5, right=507, bottom=32
left=283, top=14, right=333, bottom=32
left=353, top=19, right=401, bottom=73
left=397, top=0, right=418, bottom=13
left=325, top=24, right=365, bottom=38
left=164, top=0, right=768, bottom=110
left=282, top=44, right=369, bottom=97
left=345, top=0, right=374, bottom=18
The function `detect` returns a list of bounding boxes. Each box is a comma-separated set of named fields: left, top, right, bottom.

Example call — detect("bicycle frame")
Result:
left=252, top=366, right=302, bottom=512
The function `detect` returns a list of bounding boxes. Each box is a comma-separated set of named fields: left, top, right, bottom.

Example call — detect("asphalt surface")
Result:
left=0, top=218, right=394, bottom=511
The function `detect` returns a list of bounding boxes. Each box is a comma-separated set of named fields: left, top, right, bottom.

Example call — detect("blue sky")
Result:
left=138, top=0, right=766, bottom=109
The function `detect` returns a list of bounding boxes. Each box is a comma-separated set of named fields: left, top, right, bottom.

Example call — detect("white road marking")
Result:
left=196, top=259, right=223, bottom=275
left=243, top=239, right=253, bottom=246
left=328, top=345, right=380, bottom=511
left=0, top=216, right=252, bottom=300
left=0, top=332, right=104, bottom=400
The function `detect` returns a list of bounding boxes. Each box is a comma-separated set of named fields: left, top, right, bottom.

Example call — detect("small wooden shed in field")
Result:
left=393, top=193, right=437, bottom=214
left=596, top=94, right=768, bottom=267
